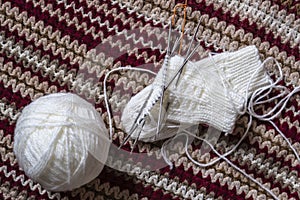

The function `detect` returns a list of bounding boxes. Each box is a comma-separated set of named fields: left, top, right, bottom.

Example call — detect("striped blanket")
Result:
left=1, top=0, right=299, bottom=199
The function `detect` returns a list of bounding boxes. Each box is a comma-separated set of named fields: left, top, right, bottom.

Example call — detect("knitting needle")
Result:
left=156, top=20, right=196, bottom=138
left=119, top=88, right=154, bottom=148
left=156, top=22, right=173, bottom=138
left=120, top=21, right=181, bottom=148
left=130, top=120, right=145, bottom=153
left=155, top=20, right=188, bottom=138
left=173, top=21, right=201, bottom=87
left=121, top=20, right=191, bottom=147
left=164, top=42, right=200, bottom=90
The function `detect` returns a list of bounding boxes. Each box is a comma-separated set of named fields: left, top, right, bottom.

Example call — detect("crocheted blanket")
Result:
left=1, top=0, right=299, bottom=199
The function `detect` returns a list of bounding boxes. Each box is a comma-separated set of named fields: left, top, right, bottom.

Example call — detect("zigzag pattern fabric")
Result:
left=1, top=0, right=300, bottom=199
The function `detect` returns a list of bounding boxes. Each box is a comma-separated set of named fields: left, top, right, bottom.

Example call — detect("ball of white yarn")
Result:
left=13, top=93, right=110, bottom=191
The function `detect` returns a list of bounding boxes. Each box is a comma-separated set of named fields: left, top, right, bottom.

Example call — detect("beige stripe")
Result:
left=0, top=130, right=13, bottom=149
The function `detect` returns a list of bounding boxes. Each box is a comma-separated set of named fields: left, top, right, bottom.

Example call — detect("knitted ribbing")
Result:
left=201, top=45, right=271, bottom=98
left=121, top=46, right=270, bottom=142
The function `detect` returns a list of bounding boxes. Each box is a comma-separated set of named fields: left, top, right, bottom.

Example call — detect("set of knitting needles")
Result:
left=104, top=3, right=300, bottom=199
left=120, top=10, right=197, bottom=147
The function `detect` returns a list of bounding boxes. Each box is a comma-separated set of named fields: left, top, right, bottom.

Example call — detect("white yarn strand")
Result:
left=103, top=66, right=157, bottom=140
left=245, top=58, right=300, bottom=163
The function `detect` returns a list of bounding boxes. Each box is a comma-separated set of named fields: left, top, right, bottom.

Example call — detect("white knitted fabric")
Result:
left=121, top=46, right=270, bottom=142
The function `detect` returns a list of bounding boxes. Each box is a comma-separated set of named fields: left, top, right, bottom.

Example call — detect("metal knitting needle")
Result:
left=121, top=21, right=195, bottom=146
left=156, top=22, right=198, bottom=138
left=130, top=120, right=145, bottom=153
left=121, top=22, right=181, bottom=147
left=164, top=42, right=200, bottom=90
left=155, top=21, right=187, bottom=138
left=174, top=21, right=201, bottom=87
left=156, top=22, right=173, bottom=138
left=170, top=33, right=184, bottom=57
left=119, top=88, right=154, bottom=148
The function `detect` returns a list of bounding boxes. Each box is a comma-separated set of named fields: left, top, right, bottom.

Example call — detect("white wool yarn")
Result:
left=13, top=93, right=110, bottom=191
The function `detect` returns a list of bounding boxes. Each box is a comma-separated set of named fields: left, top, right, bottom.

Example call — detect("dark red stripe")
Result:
left=0, top=76, right=68, bottom=110
left=0, top=119, right=15, bottom=137
left=254, top=93, right=300, bottom=144
left=43, top=0, right=157, bottom=29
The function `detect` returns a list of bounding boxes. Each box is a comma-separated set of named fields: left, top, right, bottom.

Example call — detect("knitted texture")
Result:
left=122, top=45, right=271, bottom=141
left=1, top=0, right=300, bottom=200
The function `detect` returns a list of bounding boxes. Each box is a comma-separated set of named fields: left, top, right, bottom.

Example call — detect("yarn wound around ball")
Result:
left=13, top=93, right=110, bottom=191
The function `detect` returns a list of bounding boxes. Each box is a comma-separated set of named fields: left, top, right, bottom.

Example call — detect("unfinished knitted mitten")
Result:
left=121, top=46, right=270, bottom=142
